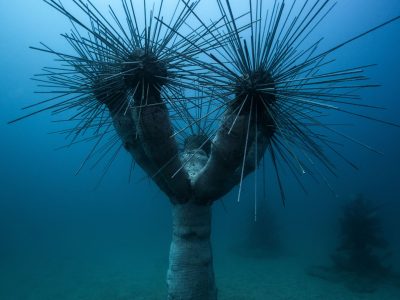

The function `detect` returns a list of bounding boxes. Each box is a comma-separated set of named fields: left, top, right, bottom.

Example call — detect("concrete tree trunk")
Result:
left=111, top=101, right=265, bottom=299
left=167, top=202, right=217, bottom=300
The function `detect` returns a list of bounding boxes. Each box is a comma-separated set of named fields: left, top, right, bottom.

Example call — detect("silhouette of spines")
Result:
left=332, top=194, right=390, bottom=275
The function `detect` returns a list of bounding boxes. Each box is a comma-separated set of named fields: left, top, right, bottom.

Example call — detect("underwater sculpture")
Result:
left=308, top=194, right=398, bottom=293
left=10, top=0, right=400, bottom=299
left=234, top=200, right=283, bottom=258
left=333, top=194, right=390, bottom=276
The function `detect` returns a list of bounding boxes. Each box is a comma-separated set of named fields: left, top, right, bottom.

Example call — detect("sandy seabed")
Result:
left=1, top=244, right=399, bottom=300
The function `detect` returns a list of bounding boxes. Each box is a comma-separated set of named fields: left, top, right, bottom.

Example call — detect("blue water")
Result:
left=1, top=0, right=400, bottom=299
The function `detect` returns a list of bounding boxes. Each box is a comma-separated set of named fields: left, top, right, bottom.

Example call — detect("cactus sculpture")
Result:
left=10, top=0, right=399, bottom=299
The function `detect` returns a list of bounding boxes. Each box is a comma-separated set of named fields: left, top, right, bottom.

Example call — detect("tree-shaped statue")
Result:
left=10, top=0, right=399, bottom=299
left=308, top=194, right=398, bottom=293
left=332, top=194, right=390, bottom=276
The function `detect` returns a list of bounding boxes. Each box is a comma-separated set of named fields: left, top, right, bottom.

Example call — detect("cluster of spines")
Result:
left=9, top=0, right=400, bottom=205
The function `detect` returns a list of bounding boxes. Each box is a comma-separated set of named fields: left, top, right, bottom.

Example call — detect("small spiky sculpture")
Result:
left=308, top=194, right=395, bottom=293
left=10, top=0, right=399, bottom=299
left=237, top=200, right=282, bottom=258
left=332, top=194, right=390, bottom=276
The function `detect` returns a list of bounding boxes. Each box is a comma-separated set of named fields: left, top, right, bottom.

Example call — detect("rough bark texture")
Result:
left=136, top=104, right=191, bottom=203
left=134, top=100, right=191, bottom=203
left=230, top=127, right=272, bottom=182
left=109, top=93, right=191, bottom=203
left=110, top=106, right=176, bottom=199
left=167, top=202, right=217, bottom=300
left=194, top=113, right=255, bottom=202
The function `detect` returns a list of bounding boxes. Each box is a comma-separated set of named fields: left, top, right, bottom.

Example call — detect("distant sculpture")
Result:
left=11, top=0, right=399, bottom=299
left=332, top=194, right=390, bottom=275
left=234, top=200, right=283, bottom=258
left=309, top=194, right=398, bottom=293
